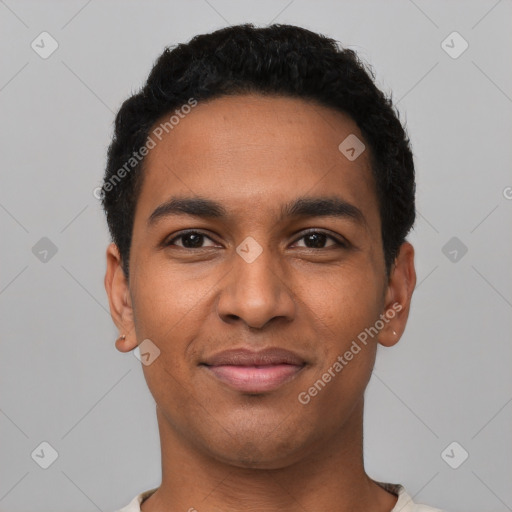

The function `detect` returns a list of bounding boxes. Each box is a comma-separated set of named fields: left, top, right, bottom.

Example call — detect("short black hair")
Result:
left=101, top=23, right=415, bottom=279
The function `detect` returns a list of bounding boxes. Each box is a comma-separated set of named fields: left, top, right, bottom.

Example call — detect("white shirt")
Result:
left=114, top=481, right=445, bottom=511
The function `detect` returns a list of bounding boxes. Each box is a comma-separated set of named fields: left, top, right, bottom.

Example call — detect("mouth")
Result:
left=199, top=347, right=307, bottom=393
left=201, top=363, right=305, bottom=393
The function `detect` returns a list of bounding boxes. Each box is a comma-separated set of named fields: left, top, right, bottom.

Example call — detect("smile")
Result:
left=201, top=363, right=306, bottom=393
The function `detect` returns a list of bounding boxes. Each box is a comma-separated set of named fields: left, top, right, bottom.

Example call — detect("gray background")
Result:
left=1, top=1, right=511, bottom=511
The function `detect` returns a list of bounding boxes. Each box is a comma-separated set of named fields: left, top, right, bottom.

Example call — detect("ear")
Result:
left=378, top=241, right=416, bottom=348
left=104, top=243, right=138, bottom=353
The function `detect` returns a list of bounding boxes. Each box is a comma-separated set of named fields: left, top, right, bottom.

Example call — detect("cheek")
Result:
left=130, top=264, right=209, bottom=340
left=131, top=270, right=202, bottom=413
left=295, top=273, right=381, bottom=420
left=129, top=265, right=217, bottom=387
left=299, top=263, right=384, bottom=343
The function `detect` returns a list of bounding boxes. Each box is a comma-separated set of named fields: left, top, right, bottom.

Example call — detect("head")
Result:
left=103, top=24, right=416, bottom=469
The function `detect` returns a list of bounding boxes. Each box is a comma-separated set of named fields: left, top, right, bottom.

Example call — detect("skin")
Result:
left=105, top=94, right=416, bottom=512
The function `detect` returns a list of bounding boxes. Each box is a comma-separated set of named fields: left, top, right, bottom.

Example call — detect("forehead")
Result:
left=135, top=94, right=379, bottom=227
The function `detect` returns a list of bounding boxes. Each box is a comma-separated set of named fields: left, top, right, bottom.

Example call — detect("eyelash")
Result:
left=164, top=229, right=348, bottom=250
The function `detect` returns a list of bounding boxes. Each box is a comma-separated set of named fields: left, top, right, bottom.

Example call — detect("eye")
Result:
left=165, top=230, right=219, bottom=249
left=164, top=229, right=348, bottom=251
left=292, top=230, right=348, bottom=249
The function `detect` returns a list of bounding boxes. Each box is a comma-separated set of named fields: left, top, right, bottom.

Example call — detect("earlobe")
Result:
left=104, top=243, right=138, bottom=352
left=115, top=333, right=135, bottom=353
left=378, top=242, right=416, bottom=348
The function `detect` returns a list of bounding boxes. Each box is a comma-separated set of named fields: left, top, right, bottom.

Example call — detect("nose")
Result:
left=217, top=242, right=296, bottom=329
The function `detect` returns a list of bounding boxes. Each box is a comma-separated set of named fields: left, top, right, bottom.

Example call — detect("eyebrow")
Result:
left=147, top=195, right=366, bottom=227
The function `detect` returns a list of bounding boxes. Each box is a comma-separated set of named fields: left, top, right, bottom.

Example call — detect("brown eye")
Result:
left=166, top=231, right=217, bottom=249
left=293, top=230, right=347, bottom=249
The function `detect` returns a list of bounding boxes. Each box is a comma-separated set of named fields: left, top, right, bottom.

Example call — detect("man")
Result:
left=102, top=23, right=444, bottom=512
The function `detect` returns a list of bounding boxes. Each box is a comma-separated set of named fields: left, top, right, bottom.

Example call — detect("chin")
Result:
left=201, top=425, right=311, bottom=470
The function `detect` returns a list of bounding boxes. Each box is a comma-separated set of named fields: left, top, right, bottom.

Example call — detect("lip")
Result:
left=200, top=347, right=306, bottom=393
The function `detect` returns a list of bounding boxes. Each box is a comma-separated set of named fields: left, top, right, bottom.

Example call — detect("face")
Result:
left=105, top=94, right=415, bottom=469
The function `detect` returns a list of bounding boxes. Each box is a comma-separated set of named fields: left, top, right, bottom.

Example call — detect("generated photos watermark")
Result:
left=298, top=301, right=402, bottom=405
left=93, top=97, right=198, bottom=200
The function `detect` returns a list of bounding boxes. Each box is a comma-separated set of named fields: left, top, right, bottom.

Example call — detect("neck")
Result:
left=141, top=398, right=398, bottom=512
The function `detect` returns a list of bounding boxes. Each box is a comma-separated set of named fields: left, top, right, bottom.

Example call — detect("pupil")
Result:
left=183, top=233, right=203, bottom=248
left=306, top=233, right=326, bottom=248
left=180, top=233, right=328, bottom=249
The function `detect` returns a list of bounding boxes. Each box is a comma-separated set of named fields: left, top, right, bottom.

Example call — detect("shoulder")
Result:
left=114, top=484, right=447, bottom=512
left=113, top=488, right=159, bottom=512
left=376, top=481, right=445, bottom=512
